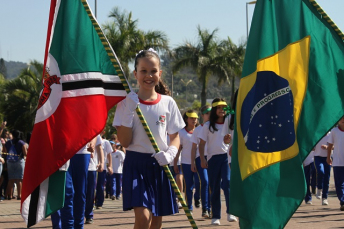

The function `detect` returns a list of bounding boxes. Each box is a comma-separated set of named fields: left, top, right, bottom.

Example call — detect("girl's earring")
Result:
left=156, top=83, right=160, bottom=90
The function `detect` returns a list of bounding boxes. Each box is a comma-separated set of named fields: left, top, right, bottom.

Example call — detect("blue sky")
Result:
left=0, top=0, right=343, bottom=64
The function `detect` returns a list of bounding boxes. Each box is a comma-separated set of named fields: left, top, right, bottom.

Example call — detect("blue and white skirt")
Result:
left=122, top=150, right=179, bottom=216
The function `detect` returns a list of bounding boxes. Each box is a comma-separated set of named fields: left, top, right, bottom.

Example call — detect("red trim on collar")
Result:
left=216, top=122, right=224, bottom=124
left=338, top=126, right=344, bottom=132
left=139, top=94, right=161, bottom=105
left=185, top=127, right=194, bottom=134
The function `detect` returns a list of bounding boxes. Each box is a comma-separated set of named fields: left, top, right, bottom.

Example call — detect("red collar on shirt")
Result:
left=185, top=127, right=194, bottom=134
left=338, top=126, right=344, bottom=132
left=139, top=93, right=161, bottom=105
left=216, top=122, right=224, bottom=124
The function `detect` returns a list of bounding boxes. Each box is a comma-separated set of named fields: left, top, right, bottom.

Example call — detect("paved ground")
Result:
left=1, top=171, right=343, bottom=229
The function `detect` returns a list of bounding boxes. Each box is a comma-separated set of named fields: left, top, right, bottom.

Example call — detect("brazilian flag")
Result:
left=229, top=0, right=344, bottom=228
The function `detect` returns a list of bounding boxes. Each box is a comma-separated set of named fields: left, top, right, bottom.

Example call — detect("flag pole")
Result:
left=81, top=1, right=197, bottom=228
left=309, top=0, right=344, bottom=41
left=94, top=0, right=97, bottom=18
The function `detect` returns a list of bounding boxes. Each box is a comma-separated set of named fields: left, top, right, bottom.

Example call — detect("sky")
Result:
left=0, top=0, right=344, bottom=64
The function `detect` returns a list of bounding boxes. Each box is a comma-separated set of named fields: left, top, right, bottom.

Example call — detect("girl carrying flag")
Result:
left=113, top=49, right=185, bottom=228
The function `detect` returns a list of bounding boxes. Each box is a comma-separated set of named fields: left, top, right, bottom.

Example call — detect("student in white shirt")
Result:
left=85, top=135, right=104, bottom=224
left=221, top=90, right=238, bottom=222
left=221, top=89, right=238, bottom=163
left=327, top=116, right=344, bottom=211
left=175, top=110, right=200, bottom=212
left=113, top=49, right=185, bottom=228
left=95, top=131, right=113, bottom=209
left=199, top=98, right=232, bottom=226
left=108, top=142, right=125, bottom=200
left=190, top=105, right=211, bottom=218
left=51, top=136, right=103, bottom=228
left=314, top=132, right=331, bottom=204
left=303, top=151, right=315, bottom=204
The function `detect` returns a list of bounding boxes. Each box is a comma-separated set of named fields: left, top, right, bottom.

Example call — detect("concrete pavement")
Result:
left=0, top=171, right=343, bottom=228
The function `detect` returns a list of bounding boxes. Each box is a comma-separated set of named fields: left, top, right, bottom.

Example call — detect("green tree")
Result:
left=103, top=7, right=169, bottom=77
left=191, top=100, right=201, bottom=111
left=104, top=106, right=117, bottom=139
left=0, top=73, right=6, bottom=122
left=216, top=37, right=245, bottom=100
left=0, top=58, right=7, bottom=79
left=171, top=26, right=231, bottom=107
left=0, top=60, right=42, bottom=134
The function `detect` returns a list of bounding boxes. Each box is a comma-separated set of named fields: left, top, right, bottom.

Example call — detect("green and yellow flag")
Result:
left=229, top=0, right=344, bottom=228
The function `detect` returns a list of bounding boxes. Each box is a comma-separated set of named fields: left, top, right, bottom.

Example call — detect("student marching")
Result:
left=113, top=48, right=185, bottom=228
left=198, top=98, right=236, bottom=225
left=3, top=50, right=344, bottom=229
left=176, top=110, right=201, bottom=213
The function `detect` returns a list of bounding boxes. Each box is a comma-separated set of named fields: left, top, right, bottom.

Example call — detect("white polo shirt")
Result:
left=303, top=151, right=314, bottom=166
left=113, top=94, right=185, bottom=154
left=179, top=128, right=196, bottom=165
left=76, top=144, right=91, bottom=155
left=111, top=150, right=125, bottom=174
left=198, top=121, right=229, bottom=161
left=221, top=115, right=233, bottom=163
left=191, top=125, right=205, bottom=158
left=88, top=135, right=102, bottom=171
left=327, top=126, right=344, bottom=167
left=314, top=132, right=330, bottom=157
left=102, top=138, right=113, bottom=171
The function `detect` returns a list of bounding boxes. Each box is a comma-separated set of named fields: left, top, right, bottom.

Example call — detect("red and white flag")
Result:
left=21, top=0, right=127, bottom=227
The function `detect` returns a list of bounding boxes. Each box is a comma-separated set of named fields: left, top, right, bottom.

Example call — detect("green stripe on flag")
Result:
left=45, top=171, right=66, bottom=217
left=49, top=0, right=117, bottom=76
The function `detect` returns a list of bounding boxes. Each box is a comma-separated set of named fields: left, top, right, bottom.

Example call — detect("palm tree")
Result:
left=216, top=37, right=245, bottom=100
left=103, top=7, right=169, bottom=77
left=171, top=26, right=230, bottom=107
left=0, top=60, right=42, bottom=133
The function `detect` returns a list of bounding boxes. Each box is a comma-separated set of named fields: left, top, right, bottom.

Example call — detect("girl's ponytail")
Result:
left=155, top=79, right=171, bottom=96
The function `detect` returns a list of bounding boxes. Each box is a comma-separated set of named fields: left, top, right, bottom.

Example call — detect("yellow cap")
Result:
left=186, top=112, right=199, bottom=118
left=212, top=101, right=227, bottom=107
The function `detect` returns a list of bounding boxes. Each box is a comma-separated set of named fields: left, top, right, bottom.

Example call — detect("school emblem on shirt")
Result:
left=156, top=115, right=166, bottom=126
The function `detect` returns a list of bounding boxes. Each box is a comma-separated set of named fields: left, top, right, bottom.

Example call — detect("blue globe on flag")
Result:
left=240, top=71, right=295, bottom=153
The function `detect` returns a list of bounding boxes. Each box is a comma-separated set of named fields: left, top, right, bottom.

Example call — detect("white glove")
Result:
left=125, top=92, right=140, bottom=112
left=122, top=92, right=140, bottom=127
left=153, top=145, right=178, bottom=166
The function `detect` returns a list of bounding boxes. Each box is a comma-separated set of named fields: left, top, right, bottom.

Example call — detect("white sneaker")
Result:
left=211, top=218, right=221, bottom=225
left=316, top=189, right=322, bottom=199
left=177, top=201, right=183, bottom=209
left=305, top=201, right=312, bottom=205
left=322, top=198, right=329, bottom=205
left=227, top=214, right=238, bottom=222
